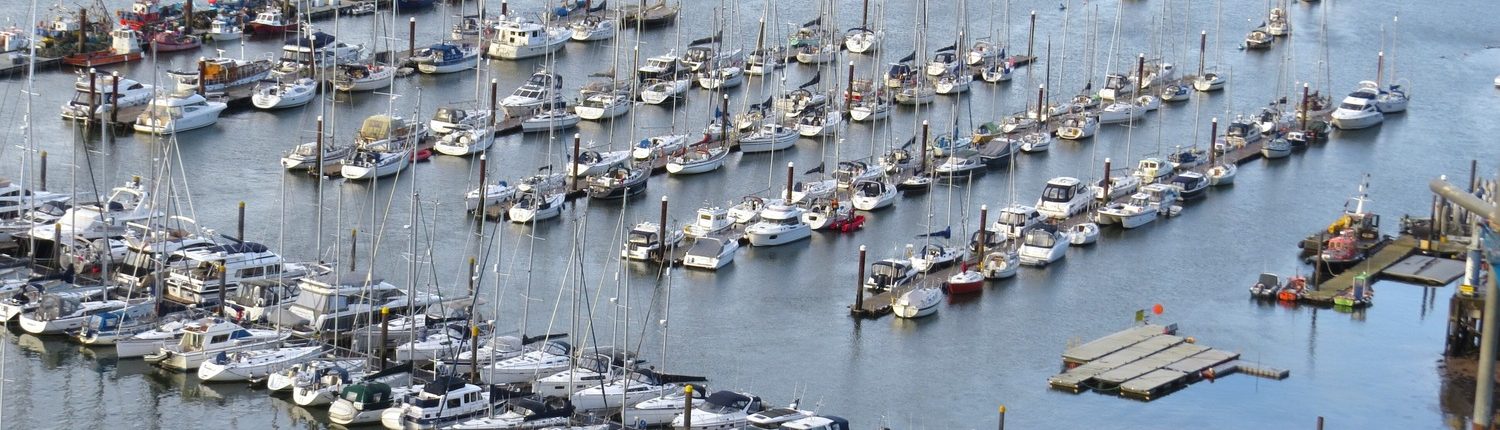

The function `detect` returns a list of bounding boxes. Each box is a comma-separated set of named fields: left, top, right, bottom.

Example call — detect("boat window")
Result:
left=447, top=397, right=461, bottom=409
left=180, top=331, right=203, bottom=350
left=1339, top=102, right=1363, bottom=111
left=1041, top=184, right=1074, bottom=203
left=210, top=333, right=229, bottom=344
left=998, top=211, right=1029, bottom=226
left=241, top=266, right=264, bottom=278
left=1024, top=230, right=1057, bottom=248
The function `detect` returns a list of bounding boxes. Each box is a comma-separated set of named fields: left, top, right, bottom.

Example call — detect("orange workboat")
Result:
left=63, top=27, right=143, bottom=67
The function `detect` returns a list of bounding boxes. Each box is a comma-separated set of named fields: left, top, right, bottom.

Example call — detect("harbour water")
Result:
left=1, top=0, right=1499, bottom=428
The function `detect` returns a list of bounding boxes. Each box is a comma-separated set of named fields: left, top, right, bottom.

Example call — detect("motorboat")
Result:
left=681, top=207, right=733, bottom=239
left=197, top=345, right=322, bottom=382
left=328, top=382, right=421, bottom=426
left=1278, top=276, right=1309, bottom=302
left=1244, top=28, right=1273, bottom=50
left=739, top=124, right=798, bottom=153
left=16, top=178, right=158, bottom=261
left=667, top=145, right=729, bottom=175
left=433, top=124, right=495, bottom=156
left=166, top=55, right=274, bottom=94
left=208, top=14, right=243, bottom=41
left=1250, top=272, right=1284, bottom=298
left=502, top=71, right=565, bottom=118
left=1094, top=183, right=1180, bottom=229
left=478, top=340, right=573, bottom=384
left=893, top=284, right=942, bottom=319
left=850, top=180, right=896, bottom=211
left=585, top=166, right=648, bottom=200
left=1168, top=172, right=1209, bottom=199
left=293, top=361, right=404, bottom=407
left=911, top=242, right=964, bottom=273
left=1018, top=225, right=1068, bottom=266
left=144, top=318, right=288, bottom=370
left=1332, top=276, right=1375, bottom=308
left=264, top=271, right=441, bottom=338
left=728, top=196, right=777, bottom=224
left=640, top=77, right=690, bottom=105
left=621, top=383, right=709, bottom=425
left=1331, top=83, right=1385, bottom=129
left=633, top=134, right=691, bottom=161
left=925, top=49, right=959, bottom=76
left=250, top=77, right=317, bottom=109
left=571, top=369, right=708, bottom=412
left=267, top=358, right=366, bottom=393
left=1261, top=135, right=1292, bottom=159
left=1069, top=223, right=1100, bottom=246
left=60, top=71, right=154, bottom=121
left=933, top=150, right=986, bottom=179
left=487, top=16, right=569, bottom=60
left=745, top=203, right=811, bottom=246
left=1223, top=117, right=1264, bottom=147
left=1056, top=114, right=1099, bottom=140
left=1131, top=157, right=1177, bottom=185
left=570, top=14, right=615, bottom=41
left=332, top=62, right=396, bottom=92
left=1166, top=146, right=1210, bottom=171
left=864, top=258, right=917, bottom=291
left=160, top=242, right=305, bottom=306
left=621, top=222, right=685, bottom=261
left=248, top=7, right=296, bottom=36
left=789, top=179, right=837, bottom=204
left=520, top=109, right=581, bottom=133
left=133, top=90, right=228, bottom=134
left=221, top=280, right=301, bottom=323
left=1267, top=8, right=1289, bottom=36
left=781, top=416, right=853, bottom=430
left=414, top=42, right=479, bottom=74
left=0, top=179, right=69, bottom=220
left=992, top=205, right=1041, bottom=238
left=569, top=149, right=631, bottom=177
left=382, top=376, right=494, bottom=429
left=636, top=50, right=681, bottom=82
left=1036, top=177, right=1097, bottom=219
left=671, top=391, right=766, bottom=430
left=575, top=82, right=633, bottom=120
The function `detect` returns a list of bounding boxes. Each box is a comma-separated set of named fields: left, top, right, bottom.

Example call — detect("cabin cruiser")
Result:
left=1095, top=183, right=1180, bottom=229
left=637, top=50, right=681, bottom=82
left=1018, top=225, right=1068, bottom=266
left=382, top=376, right=495, bottom=429
left=683, top=236, right=739, bottom=270
left=633, top=134, right=691, bottom=161
left=328, top=381, right=421, bottom=426
left=487, top=16, right=569, bottom=60
left=0, top=179, right=68, bottom=220
left=992, top=205, right=1041, bottom=238
left=745, top=203, right=811, bottom=246
left=16, top=179, right=159, bottom=263
left=274, top=31, right=363, bottom=76
left=501, top=71, right=565, bottom=118
left=1331, top=82, right=1386, bottom=129
left=61, top=73, right=154, bottom=121
left=672, top=391, right=766, bottom=430
left=265, top=271, right=441, bottom=338
left=133, top=90, right=228, bottom=134
left=1131, top=158, right=1176, bottom=185
left=621, top=222, right=684, bottom=261
left=414, top=42, right=479, bottom=74
left=161, top=242, right=307, bottom=306
left=586, top=166, right=648, bottom=200
left=144, top=318, right=288, bottom=370
left=166, top=55, right=274, bottom=94
left=850, top=179, right=897, bottom=211
left=864, top=258, right=917, bottom=291
left=1036, top=177, right=1097, bottom=219
left=1169, top=172, right=1210, bottom=199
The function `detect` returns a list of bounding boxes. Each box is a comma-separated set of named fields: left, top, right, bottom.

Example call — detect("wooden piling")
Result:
left=998, top=405, right=1007, bottom=430
left=77, top=8, right=87, bottom=56
left=1316, top=416, right=1324, bottom=430
left=570, top=133, right=580, bottom=189
left=468, top=257, right=477, bottom=296
left=38, top=151, right=46, bottom=191
left=845, top=61, right=855, bottom=116
left=469, top=324, right=480, bottom=382
left=408, top=18, right=417, bottom=58
left=476, top=153, right=488, bottom=221
left=854, top=245, right=866, bottom=314
left=1136, top=54, right=1145, bottom=91
left=315, top=115, right=324, bottom=175
left=217, top=263, right=228, bottom=310
left=1208, top=119, right=1218, bottom=166
left=110, top=72, right=120, bottom=124
left=657, top=196, right=668, bottom=263
left=720, top=94, right=729, bottom=143
left=682, top=385, right=693, bottom=428
left=1300, top=84, right=1310, bottom=130
left=52, top=223, right=61, bottom=263
left=920, top=120, right=929, bottom=172
left=785, top=162, right=794, bottom=201
left=1102, top=158, right=1112, bottom=202
left=488, top=79, right=498, bottom=128
left=379, top=307, right=389, bottom=369
left=87, top=69, right=97, bottom=123
left=1036, top=85, right=1045, bottom=120
left=1026, top=11, right=1036, bottom=60
left=237, top=201, right=245, bottom=242
left=197, top=58, right=207, bottom=96
left=1197, top=31, right=1206, bottom=76
left=977, top=205, right=988, bottom=269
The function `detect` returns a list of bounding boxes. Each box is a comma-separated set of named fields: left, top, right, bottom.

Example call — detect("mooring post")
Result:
left=1101, top=158, right=1113, bottom=202
left=785, top=162, right=794, bottom=201
left=1316, top=416, right=1324, bottom=430
left=468, top=257, right=477, bottom=296
left=682, top=385, right=694, bottom=428
left=217, top=263, right=228, bottom=311
left=1136, top=54, right=1146, bottom=91
left=854, top=245, right=867, bottom=314
left=237, top=201, right=246, bottom=242
left=998, top=405, right=1007, bottom=430
left=87, top=68, right=97, bottom=123
left=38, top=151, right=46, bottom=191
left=408, top=17, right=417, bottom=59
left=657, top=196, right=668, bottom=263
left=52, top=223, right=61, bottom=264
left=1208, top=119, right=1218, bottom=166
left=477, top=153, right=488, bottom=221
left=110, top=71, right=121, bottom=124
left=489, top=79, right=499, bottom=127
left=316, top=115, right=325, bottom=175
left=845, top=61, right=855, bottom=115
left=977, top=205, right=988, bottom=269
left=1026, top=11, right=1036, bottom=60
left=1301, top=83, right=1311, bottom=131
left=197, top=58, right=207, bottom=96
left=571, top=133, right=581, bottom=189
left=720, top=94, right=730, bottom=144
left=349, top=228, right=358, bottom=271
left=379, top=307, right=389, bottom=370
left=920, top=120, right=930, bottom=172
left=469, top=324, right=480, bottom=382
left=77, top=7, right=87, bottom=55
left=1197, top=31, right=1207, bottom=76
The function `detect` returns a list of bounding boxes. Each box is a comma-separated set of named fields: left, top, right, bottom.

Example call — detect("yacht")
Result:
left=571, top=369, right=708, bottom=412
left=433, top=124, right=494, bottom=156
left=621, top=222, right=684, bottom=261
left=501, top=71, right=565, bottom=118
left=795, top=106, right=844, bottom=137
left=637, top=51, right=681, bottom=82
left=478, top=340, right=573, bottom=384
left=745, top=203, right=811, bottom=246
left=569, top=149, right=631, bottom=177
left=575, top=81, right=633, bottom=120
left=1018, top=225, right=1068, bottom=266
left=104, top=312, right=196, bottom=358
left=508, top=189, right=566, bottom=223
left=992, top=205, right=1041, bottom=238
left=332, top=62, right=396, bottom=92
left=981, top=249, right=1020, bottom=279
left=633, top=134, right=691, bottom=161
left=1330, top=83, right=1385, bottom=130
left=382, top=376, right=494, bottom=429
left=197, top=345, right=323, bottom=382
left=672, top=391, right=766, bottom=430
left=864, top=258, right=917, bottom=291
left=250, top=77, right=317, bottom=109
left=276, top=31, right=363, bottom=74
left=18, top=295, right=147, bottom=335
left=341, top=115, right=428, bottom=180
left=429, top=106, right=492, bottom=135
left=1131, top=157, right=1177, bottom=185
left=328, top=381, right=421, bottom=426
left=208, top=14, right=243, bottom=41
left=1056, top=114, right=1099, bottom=140
left=666, top=145, right=730, bottom=175
left=570, top=14, right=615, bottom=41
left=683, top=236, right=739, bottom=270
left=60, top=73, right=153, bottom=121
left=640, top=77, right=691, bottom=105
left=1036, top=177, right=1097, bottom=220
left=739, top=124, right=798, bottom=153
left=520, top=108, right=580, bottom=133
left=1095, top=184, right=1180, bottom=229
left=133, top=90, right=228, bottom=134
left=893, top=284, right=942, bottom=318
left=844, top=27, right=881, bottom=54
left=264, top=271, right=442, bottom=338
left=585, top=166, right=648, bottom=200
left=160, top=242, right=305, bottom=306
left=1169, top=172, right=1210, bottom=199
left=0, top=179, right=68, bottom=220
left=414, top=42, right=479, bottom=74
left=487, top=17, right=569, bottom=60
left=144, top=318, right=288, bottom=370
left=166, top=55, right=274, bottom=94
left=850, top=179, right=896, bottom=211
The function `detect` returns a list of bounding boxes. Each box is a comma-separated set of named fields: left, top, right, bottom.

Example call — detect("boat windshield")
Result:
left=871, top=262, right=908, bottom=277
left=117, top=247, right=161, bottom=276
left=627, top=230, right=657, bottom=245
left=146, top=104, right=184, bottom=119
left=1023, top=230, right=1057, bottom=248
left=1339, top=102, right=1364, bottom=111
left=187, top=260, right=225, bottom=281
left=998, top=211, right=1029, bottom=226
left=291, top=290, right=343, bottom=314
left=1041, top=184, right=1074, bottom=203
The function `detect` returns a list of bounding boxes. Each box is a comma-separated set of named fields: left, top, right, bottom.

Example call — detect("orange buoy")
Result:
left=1152, top=303, right=1164, bottom=315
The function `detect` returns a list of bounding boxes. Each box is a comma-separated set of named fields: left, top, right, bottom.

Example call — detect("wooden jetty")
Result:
left=1050, top=323, right=1254, bottom=401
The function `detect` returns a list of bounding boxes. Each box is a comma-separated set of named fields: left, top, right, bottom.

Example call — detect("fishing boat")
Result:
left=117, top=0, right=179, bottom=30
left=144, top=318, right=288, bottom=370
left=1277, top=275, right=1308, bottom=301
left=150, top=29, right=200, bottom=52
left=63, top=27, right=143, bottom=67
left=166, top=55, right=274, bottom=94
left=250, top=77, right=316, bottom=109
left=60, top=72, right=153, bottom=121
left=197, top=345, right=322, bottom=382
left=133, top=90, right=228, bottom=134
left=893, top=284, right=942, bottom=318
left=248, top=7, right=296, bottom=37
left=745, top=202, right=811, bottom=246
left=1036, top=177, right=1097, bottom=219
left=488, top=16, right=569, bottom=60
left=207, top=14, right=243, bottom=41
left=414, top=42, right=479, bottom=74
left=508, top=189, right=566, bottom=223
left=332, top=62, right=395, bottom=92
left=1018, top=225, right=1068, bottom=266
left=586, top=166, right=648, bottom=200
left=671, top=391, right=766, bottom=430
left=1068, top=223, right=1100, bottom=245
left=263, top=271, right=441, bottom=338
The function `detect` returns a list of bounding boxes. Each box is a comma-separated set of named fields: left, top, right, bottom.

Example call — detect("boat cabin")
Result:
left=781, top=416, right=852, bottom=430
left=1133, top=158, right=1175, bottom=184
left=339, top=382, right=397, bottom=412
left=865, top=259, right=916, bottom=290
left=174, top=318, right=257, bottom=352
left=994, top=205, right=1041, bottom=237
left=163, top=242, right=288, bottom=306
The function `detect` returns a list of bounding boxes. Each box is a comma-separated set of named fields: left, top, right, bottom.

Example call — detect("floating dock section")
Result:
left=1050, top=324, right=1263, bottom=400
